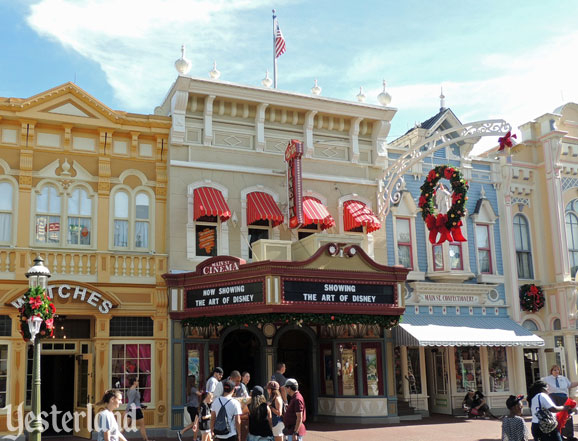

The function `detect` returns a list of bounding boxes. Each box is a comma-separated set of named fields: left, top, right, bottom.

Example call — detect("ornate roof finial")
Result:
left=262, top=70, right=273, bottom=88
left=311, top=79, right=321, bottom=96
left=480, top=185, right=486, bottom=199
left=377, top=80, right=392, bottom=106
left=356, top=86, right=366, bottom=103
left=209, top=61, right=221, bottom=80
left=440, top=86, right=446, bottom=111
left=174, top=44, right=192, bottom=75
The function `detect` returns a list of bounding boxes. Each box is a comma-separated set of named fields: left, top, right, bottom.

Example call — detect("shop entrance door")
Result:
left=222, top=330, right=262, bottom=388
left=426, top=347, right=452, bottom=414
left=277, top=330, right=313, bottom=415
left=74, top=351, right=94, bottom=438
left=41, top=354, right=75, bottom=436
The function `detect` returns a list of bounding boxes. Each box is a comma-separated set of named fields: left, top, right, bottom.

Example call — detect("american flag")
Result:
left=275, top=21, right=286, bottom=58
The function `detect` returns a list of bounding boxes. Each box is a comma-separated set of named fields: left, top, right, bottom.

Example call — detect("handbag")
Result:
left=537, top=395, right=558, bottom=433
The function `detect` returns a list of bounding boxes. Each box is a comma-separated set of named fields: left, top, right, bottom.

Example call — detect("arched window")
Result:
left=553, top=318, right=561, bottom=330
left=113, top=191, right=129, bottom=247
left=522, top=320, right=539, bottom=332
left=565, top=200, right=578, bottom=277
left=68, top=188, right=92, bottom=245
left=513, top=214, right=533, bottom=279
left=0, top=182, right=13, bottom=243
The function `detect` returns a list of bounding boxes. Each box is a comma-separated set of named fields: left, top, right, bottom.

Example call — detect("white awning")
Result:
left=393, top=315, right=544, bottom=347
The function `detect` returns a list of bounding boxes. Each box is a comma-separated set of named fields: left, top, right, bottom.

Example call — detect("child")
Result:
left=502, top=395, right=529, bottom=441
left=178, top=392, right=212, bottom=441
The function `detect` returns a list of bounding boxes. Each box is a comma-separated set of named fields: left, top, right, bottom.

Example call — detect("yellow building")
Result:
left=0, top=83, right=171, bottom=437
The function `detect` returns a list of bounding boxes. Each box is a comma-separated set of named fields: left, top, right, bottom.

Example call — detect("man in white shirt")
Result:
left=210, top=380, right=242, bottom=441
left=206, top=367, right=224, bottom=398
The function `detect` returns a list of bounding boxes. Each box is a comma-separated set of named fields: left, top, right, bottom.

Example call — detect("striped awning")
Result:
left=343, top=200, right=381, bottom=233
left=193, top=187, right=231, bottom=221
left=393, top=315, right=544, bottom=347
left=247, top=192, right=284, bottom=227
left=302, top=197, right=335, bottom=230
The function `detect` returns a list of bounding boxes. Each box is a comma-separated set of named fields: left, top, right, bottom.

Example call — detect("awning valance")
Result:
left=393, top=315, right=544, bottom=347
left=302, top=197, right=335, bottom=230
left=193, top=187, right=231, bottom=221
left=343, top=200, right=381, bottom=233
left=247, top=192, right=284, bottom=227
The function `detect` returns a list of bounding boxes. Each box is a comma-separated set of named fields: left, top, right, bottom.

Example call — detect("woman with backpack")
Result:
left=243, top=386, right=273, bottom=441
left=266, top=381, right=284, bottom=441
left=527, top=380, right=569, bottom=441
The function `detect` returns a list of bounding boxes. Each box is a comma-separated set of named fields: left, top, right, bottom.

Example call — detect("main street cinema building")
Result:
left=159, top=58, right=411, bottom=423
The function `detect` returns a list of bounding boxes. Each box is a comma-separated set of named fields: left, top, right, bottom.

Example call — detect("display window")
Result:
left=488, top=347, right=509, bottom=392
left=455, top=346, right=482, bottom=393
left=186, top=343, right=205, bottom=392
left=319, top=343, right=335, bottom=396
left=361, top=343, right=383, bottom=396
left=337, top=343, right=357, bottom=396
left=111, top=343, right=152, bottom=403
left=406, top=347, right=422, bottom=394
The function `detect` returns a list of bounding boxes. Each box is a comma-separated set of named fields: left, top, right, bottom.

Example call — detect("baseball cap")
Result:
left=506, top=395, right=524, bottom=409
left=213, top=367, right=224, bottom=375
left=284, top=378, right=298, bottom=388
left=251, top=385, right=264, bottom=397
left=222, top=379, right=235, bottom=393
left=267, top=381, right=280, bottom=390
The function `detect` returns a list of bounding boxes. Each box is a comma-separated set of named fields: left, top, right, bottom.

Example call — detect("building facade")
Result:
left=0, top=83, right=171, bottom=438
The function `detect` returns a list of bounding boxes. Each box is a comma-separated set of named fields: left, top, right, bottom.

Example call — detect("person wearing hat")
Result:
left=502, top=395, right=530, bottom=441
left=528, top=380, right=570, bottom=441
left=266, top=381, right=284, bottom=441
left=206, top=367, right=224, bottom=399
left=282, top=379, right=306, bottom=441
left=242, top=385, right=274, bottom=441
left=211, top=379, right=243, bottom=441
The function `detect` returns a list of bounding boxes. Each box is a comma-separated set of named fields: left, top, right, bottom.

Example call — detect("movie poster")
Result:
left=365, top=348, right=379, bottom=396
left=187, top=350, right=200, bottom=378
left=341, top=348, right=356, bottom=395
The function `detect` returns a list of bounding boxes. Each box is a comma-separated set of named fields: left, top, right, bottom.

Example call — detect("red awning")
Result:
left=247, top=192, right=284, bottom=227
left=302, top=197, right=335, bottom=230
left=193, top=187, right=231, bottom=221
left=343, top=200, right=381, bottom=233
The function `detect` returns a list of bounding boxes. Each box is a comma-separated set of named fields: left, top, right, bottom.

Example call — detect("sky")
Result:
left=1, top=0, right=578, bottom=152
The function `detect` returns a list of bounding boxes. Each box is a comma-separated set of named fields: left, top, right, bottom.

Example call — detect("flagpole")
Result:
left=272, top=9, right=278, bottom=88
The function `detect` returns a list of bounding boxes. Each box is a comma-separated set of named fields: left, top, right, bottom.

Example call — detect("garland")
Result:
left=519, top=284, right=545, bottom=312
left=419, top=165, right=469, bottom=244
left=182, top=313, right=400, bottom=329
left=18, top=286, right=56, bottom=341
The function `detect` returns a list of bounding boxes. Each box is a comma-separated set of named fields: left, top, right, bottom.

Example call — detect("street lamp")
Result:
left=26, top=257, right=51, bottom=441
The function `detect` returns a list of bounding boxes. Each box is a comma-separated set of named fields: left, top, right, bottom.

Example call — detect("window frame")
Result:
left=0, top=180, right=15, bottom=245
left=475, top=224, right=493, bottom=274
left=0, top=343, right=10, bottom=410
left=565, top=201, right=578, bottom=278
left=240, top=188, right=282, bottom=261
left=513, top=214, right=534, bottom=280
left=394, top=217, right=413, bottom=270
left=110, top=186, right=155, bottom=252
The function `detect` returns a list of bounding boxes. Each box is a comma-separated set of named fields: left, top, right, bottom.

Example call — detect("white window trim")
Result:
left=391, top=192, right=423, bottom=280
left=240, top=186, right=281, bottom=261
left=186, top=180, right=230, bottom=263
left=110, top=185, right=155, bottom=252
left=32, top=180, right=97, bottom=250
left=0, top=340, right=11, bottom=414
left=0, top=177, right=18, bottom=246
left=109, top=339, right=156, bottom=410
left=471, top=199, right=503, bottom=283
left=564, top=200, right=578, bottom=278
left=513, top=213, right=535, bottom=280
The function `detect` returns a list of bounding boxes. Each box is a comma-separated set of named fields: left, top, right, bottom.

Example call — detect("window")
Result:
left=396, top=218, right=412, bottom=269
left=67, top=188, right=92, bottom=245
left=36, top=185, right=61, bottom=244
left=320, top=343, right=334, bottom=396
left=513, top=214, right=533, bottom=279
left=449, top=243, right=463, bottom=270
left=565, top=203, right=578, bottom=277
left=0, top=316, right=10, bottom=336
left=248, top=222, right=269, bottom=259
left=298, top=224, right=320, bottom=240
left=111, top=343, right=152, bottom=403
left=362, top=343, right=383, bottom=396
left=196, top=217, right=218, bottom=257
left=338, top=343, right=358, bottom=396
left=112, top=189, right=153, bottom=251
left=523, top=320, right=539, bottom=332
left=488, top=347, right=509, bottom=392
left=0, top=345, right=7, bottom=407
left=0, top=182, right=13, bottom=243
left=455, top=347, right=482, bottom=393
left=433, top=245, right=444, bottom=271
left=110, top=317, right=154, bottom=337
left=476, top=224, right=492, bottom=273
left=406, top=348, right=422, bottom=394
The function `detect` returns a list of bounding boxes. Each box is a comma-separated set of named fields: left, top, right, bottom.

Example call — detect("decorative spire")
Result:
left=311, top=79, right=321, bottom=96
left=356, top=86, right=366, bottom=103
left=174, top=45, right=191, bottom=75
left=209, top=61, right=221, bottom=80
left=377, top=80, right=392, bottom=106
left=440, top=86, right=446, bottom=111
left=480, top=185, right=486, bottom=199
left=262, top=70, right=273, bottom=88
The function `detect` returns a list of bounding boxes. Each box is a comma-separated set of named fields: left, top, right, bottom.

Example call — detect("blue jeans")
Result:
left=286, top=436, right=304, bottom=441
left=531, top=422, right=562, bottom=441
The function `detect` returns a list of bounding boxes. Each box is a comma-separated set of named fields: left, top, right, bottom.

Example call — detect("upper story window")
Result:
left=396, top=217, right=412, bottom=269
left=565, top=200, right=578, bottom=277
left=112, top=189, right=153, bottom=251
left=475, top=224, right=492, bottom=274
left=449, top=242, right=463, bottom=270
left=0, top=182, right=13, bottom=244
left=35, top=184, right=93, bottom=247
left=298, top=196, right=335, bottom=240
left=342, top=200, right=380, bottom=234
left=245, top=191, right=283, bottom=259
left=513, top=214, right=533, bottom=279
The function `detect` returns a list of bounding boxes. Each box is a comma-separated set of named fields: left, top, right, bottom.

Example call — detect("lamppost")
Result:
left=26, top=257, right=51, bottom=441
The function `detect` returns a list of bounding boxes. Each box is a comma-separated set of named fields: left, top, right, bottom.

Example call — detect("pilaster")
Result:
left=255, top=103, right=268, bottom=152
left=203, top=95, right=216, bottom=146
left=349, top=118, right=361, bottom=163
left=170, top=90, right=188, bottom=145
left=303, top=111, right=317, bottom=158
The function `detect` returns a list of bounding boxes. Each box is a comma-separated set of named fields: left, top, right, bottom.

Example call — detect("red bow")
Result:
left=426, top=214, right=454, bottom=244
left=498, top=131, right=517, bottom=151
left=451, top=220, right=467, bottom=242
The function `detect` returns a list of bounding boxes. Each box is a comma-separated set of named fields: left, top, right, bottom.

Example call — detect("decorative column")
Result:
left=400, top=346, right=409, bottom=398
left=563, top=333, right=578, bottom=387
left=203, top=95, right=216, bottom=146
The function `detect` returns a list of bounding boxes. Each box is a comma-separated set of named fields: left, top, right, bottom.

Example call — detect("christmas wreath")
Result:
left=18, top=286, right=56, bottom=341
left=419, top=165, right=469, bottom=244
left=519, top=284, right=545, bottom=312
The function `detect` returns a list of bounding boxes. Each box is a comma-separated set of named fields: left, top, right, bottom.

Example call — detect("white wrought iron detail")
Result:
left=377, top=119, right=511, bottom=220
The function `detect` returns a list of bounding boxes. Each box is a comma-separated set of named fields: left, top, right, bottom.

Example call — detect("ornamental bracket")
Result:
left=377, top=119, right=511, bottom=220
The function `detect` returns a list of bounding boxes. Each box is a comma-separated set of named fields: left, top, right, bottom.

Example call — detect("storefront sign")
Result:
left=186, top=282, right=264, bottom=308
left=11, top=283, right=114, bottom=314
left=418, top=294, right=479, bottom=305
left=196, top=256, right=245, bottom=275
left=285, top=139, right=304, bottom=229
left=284, top=281, right=394, bottom=304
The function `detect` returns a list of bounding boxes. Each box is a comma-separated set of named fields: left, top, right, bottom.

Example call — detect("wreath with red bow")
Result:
left=519, top=284, right=545, bottom=312
left=419, top=165, right=469, bottom=244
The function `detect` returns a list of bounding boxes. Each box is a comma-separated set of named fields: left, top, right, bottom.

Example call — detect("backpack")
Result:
left=537, top=395, right=558, bottom=433
left=213, top=398, right=232, bottom=436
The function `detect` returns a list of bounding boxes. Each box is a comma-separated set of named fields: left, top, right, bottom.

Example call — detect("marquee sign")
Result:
left=186, top=281, right=264, bottom=308
left=285, top=139, right=304, bottom=229
left=196, top=256, right=246, bottom=275
left=283, top=281, right=395, bottom=305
